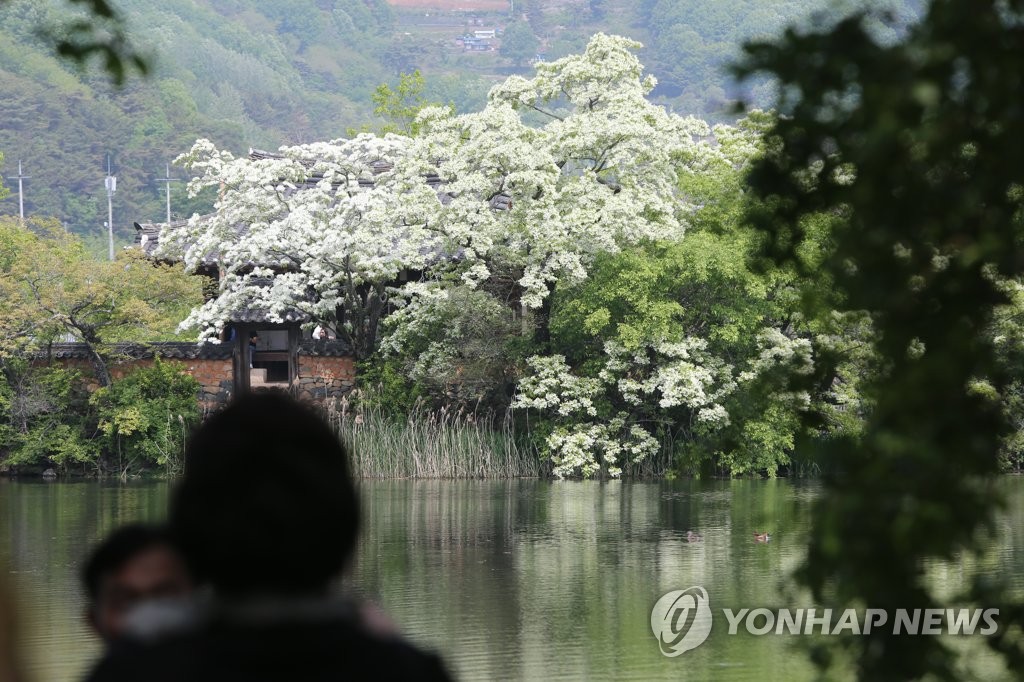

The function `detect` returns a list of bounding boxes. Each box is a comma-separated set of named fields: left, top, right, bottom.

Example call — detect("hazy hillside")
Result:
left=0, top=0, right=919, bottom=248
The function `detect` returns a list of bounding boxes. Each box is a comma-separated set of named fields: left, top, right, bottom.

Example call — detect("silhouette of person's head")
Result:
left=82, top=524, right=192, bottom=643
left=170, top=393, right=359, bottom=598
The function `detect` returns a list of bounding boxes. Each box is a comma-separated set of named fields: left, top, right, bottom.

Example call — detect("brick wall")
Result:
left=38, top=356, right=234, bottom=411
left=171, top=358, right=234, bottom=410
left=37, top=345, right=356, bottom=409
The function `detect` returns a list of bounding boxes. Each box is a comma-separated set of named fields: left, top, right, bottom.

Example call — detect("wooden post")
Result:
left=288, top=326, right=300, bottom=397
left=233, top=324, right=251, bottom=395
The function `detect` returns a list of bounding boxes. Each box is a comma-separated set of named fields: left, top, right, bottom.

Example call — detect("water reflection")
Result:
left=350, top=479, right=823, bottom=681
left=1, top=477, right=1021, bottom=681
left=0, top=480, right=171, bottom=682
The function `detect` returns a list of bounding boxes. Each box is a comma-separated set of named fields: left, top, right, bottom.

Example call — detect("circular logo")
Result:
left=651, top=586, right=713, bottom=657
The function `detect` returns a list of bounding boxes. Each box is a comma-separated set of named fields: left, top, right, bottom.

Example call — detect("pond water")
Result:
left=1, top=477, right=1022, bottom=681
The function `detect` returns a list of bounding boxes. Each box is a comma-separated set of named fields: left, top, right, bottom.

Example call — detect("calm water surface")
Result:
left=2, top=477, right=1022, bottom=681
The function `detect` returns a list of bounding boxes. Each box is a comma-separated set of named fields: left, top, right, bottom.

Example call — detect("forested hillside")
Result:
left=0, top=0, right=919, bottom=248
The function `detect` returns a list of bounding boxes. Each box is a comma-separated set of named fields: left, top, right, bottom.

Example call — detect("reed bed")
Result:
left=326, top=401, right=542, bottom=479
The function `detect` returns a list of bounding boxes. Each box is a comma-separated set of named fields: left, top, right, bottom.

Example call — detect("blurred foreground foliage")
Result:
left=737, top=0, right=1024, bottom=677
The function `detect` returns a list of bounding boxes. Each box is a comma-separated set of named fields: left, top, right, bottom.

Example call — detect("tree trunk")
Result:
left=531, top=282, right=556, bottom=354
left=84, top=341, right=112, bottom=387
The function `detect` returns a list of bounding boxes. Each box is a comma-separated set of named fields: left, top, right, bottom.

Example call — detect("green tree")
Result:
left=0, top=217, right=202, bottom=385
left=500, top=20, right=540, bottom=66
left=371, top=70, right=433, bottom=136
left=738, top=0, right=1024, bottom=676
left=0, top=360, right=95, bottom=473
left=380, top=285, right=521, bottom=408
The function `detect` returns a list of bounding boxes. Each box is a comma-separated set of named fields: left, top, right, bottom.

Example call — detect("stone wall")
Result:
left=114, top=357, right=234, bottom=411
left=295, top=355, right=356, bottom=401
left=166, top=358, right=234, bottom=410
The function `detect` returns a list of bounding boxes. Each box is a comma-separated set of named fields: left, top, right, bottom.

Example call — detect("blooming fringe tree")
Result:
left=513, top=331, right=813, bottom=478
left=408, top=34, right=712, bottom=310
left=171, top=34, right=816, bottom=477
left=170, top=133, right=438, bottom=357
left=170, top=35, right=712, bottom=353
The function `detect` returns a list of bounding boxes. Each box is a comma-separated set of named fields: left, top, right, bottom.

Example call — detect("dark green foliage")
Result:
left=737, top=0, right=1024, bottom=676
left=0, top=358, right=197, bottom=475
left=374, top=286, right=522, bottom=411
left=354, top=358, right=426, bottom=419
left=90, top=359, right=200, bottom=476
left=1, top=359, right=201, bottom=476
left=548, top=234, right=808, bottom=477
left=0, top=360, right=96, bottom=473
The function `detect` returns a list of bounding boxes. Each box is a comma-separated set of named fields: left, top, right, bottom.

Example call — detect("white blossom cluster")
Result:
left=514, top=328, right=813, bottom=478
left=738, top=328, right=815, bottom=410
left=514, top=355, right=603, bottom=418
left=544, top=419, right=659, bottom=479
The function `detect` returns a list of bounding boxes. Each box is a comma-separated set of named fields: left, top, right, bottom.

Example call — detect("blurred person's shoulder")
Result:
left=86, top=616, right=452, bottom=681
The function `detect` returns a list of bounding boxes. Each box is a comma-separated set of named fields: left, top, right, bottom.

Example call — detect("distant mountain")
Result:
left=0, top=0, right=919, bottom=247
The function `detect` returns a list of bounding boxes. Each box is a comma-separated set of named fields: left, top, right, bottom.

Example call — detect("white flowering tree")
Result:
left=514, top=332, right=813, bottom=479
left=509, top=108, right=823, bottom=479
left=167, top=35, right=816, bottom=478
left=410, top=33, right=712, bottom=314
left=169, top=34, right=710, bottom=359
left=169, top=133, right=444, bottom=357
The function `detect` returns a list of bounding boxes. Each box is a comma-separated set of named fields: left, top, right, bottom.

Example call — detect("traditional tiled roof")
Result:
left=225, top=308, right=308, bottom=324
left=297, top=339, right=352, bottom=357
left=40, top=342, right=234, bottom=361
left=134, top=218, right=219, bottom=263
left=133, top=220, right=180, bottom=257
left=246, top=148, right=508, bottom=205
left=248, top=148, right=409, bottom=189
left=134, top=219, right=294, bottom=269
left=37, top=339, right=354, bottom=360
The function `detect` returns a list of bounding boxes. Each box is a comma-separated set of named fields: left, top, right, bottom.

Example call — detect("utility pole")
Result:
left=13, top=160, right=29, bottom=226
left=155, top=163, right=179, bottom=224
left=104, top=155, right=117, bottom=261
